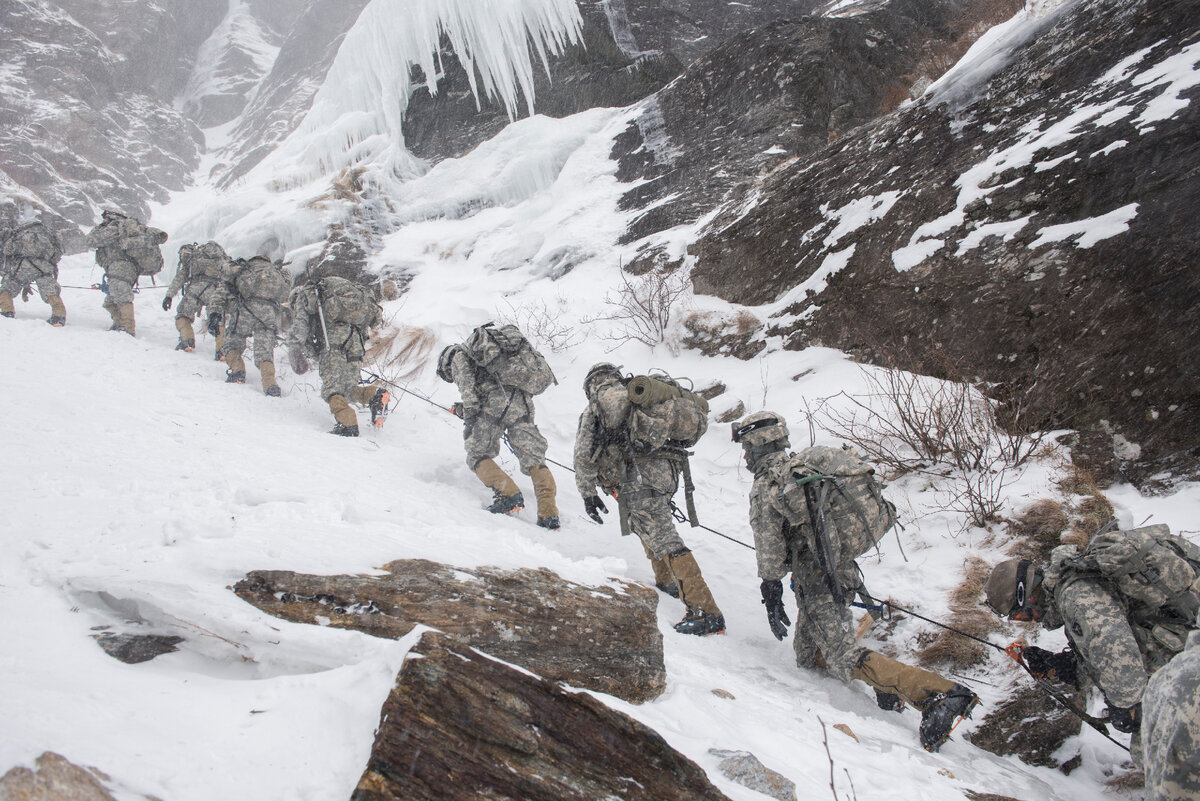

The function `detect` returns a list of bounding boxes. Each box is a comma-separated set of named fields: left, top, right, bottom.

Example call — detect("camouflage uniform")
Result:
left=85, top=211, right=164, bottom=336
left=287, top=276, right=384, bottom=432
left=0, top=221, right=66, bottom=324
left=164, top=243, right=229, bottom=355
left=443, top=344, right=558, bottom=523
left=1141, top=628, right=1200, bottom=801
left=574, top=370, right=723, bottom=632
left=222, top=256, right=288, bottom=395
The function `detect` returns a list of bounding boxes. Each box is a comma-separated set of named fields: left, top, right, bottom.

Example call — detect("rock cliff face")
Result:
left=233, top=559, right=667, bottom=704
left=353, top=631, right=732, bottom=801
left=687, top=0, right=1200, bottom=486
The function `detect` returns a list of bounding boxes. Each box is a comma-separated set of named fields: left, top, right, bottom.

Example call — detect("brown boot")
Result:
left=117, top=303, right=136, bottom=336
left=224, top=349, right=246, bottom=376
left=258, top=361, right=280, bottom=396
left=349, top=384, right=377, bottom=406
left=643, top=541, right=679, bottom=597
left=0, top=291, right=14, bottom=317
left=175, top=315, right=195, bottom=339
left=104, top=301, right=122, bottom=330
left=474, top=458, right=521, bottom=498
left=851, top=651, right=957, bottom=711
left=46, top=294, right=66, bottom=326
left=530, top=465, right=559, bottom=528
left=667, top=550, right=725, bottom=635
left=214, top=326, right=226, bottom=361
left=328, top=394, right=359, bottom=430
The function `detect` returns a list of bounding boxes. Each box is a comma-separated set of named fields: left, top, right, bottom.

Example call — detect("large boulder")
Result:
left=233, top=559, right=666, bottom=704
left=352, top=631, right=731, bottom=801
left=0, top=752, right=117, bottom=801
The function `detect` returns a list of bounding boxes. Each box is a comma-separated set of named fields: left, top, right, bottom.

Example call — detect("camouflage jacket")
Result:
left=287, top=281, right=380, bottom=360
left=574, top=378, right=681, bottom=498
left=2, top=222, right=61, bottom=274
left=167, top=244, right=230, bottom=300
left=448, top=348, right=534, bottom=428
left=748, top=450, right=803, bottom=582
left=85, top=218, right=131, bottom=269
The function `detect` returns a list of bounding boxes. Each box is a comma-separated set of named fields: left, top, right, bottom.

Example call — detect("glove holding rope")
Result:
left=760, top=578, right=791, bottom=641
left=583, top=495, right=609, bottom=524
left=1107, top=702, right=1141, bottom=734
left=450, top=402, right=465, bottom=419
left=1008, top=643, right=1079, bottom=687
left=207, top=312, right=221, bottom=336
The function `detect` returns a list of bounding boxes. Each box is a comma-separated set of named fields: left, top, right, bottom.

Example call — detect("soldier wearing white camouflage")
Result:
left=985, top=527, right=1200, bottom=743
left=1141, top=625, right=1200, bottom=801
left=162, top=242, right=230, bottom=356
left=1, top=217, right=66, bottom=326
left=287, top=275, right=389, bottom=436
left=735, top=410, right=979, bottom=751
left=84, top=209, right=166, bottom=336
left=574, top=363, right=724, bottom=636
left=436, top=340, right=559, bottom=529
left=219, top=256, right=292, bottom=396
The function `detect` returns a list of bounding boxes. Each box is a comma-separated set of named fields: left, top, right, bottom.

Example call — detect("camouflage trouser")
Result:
left=622, top=456, right=687, bottom=560
left=176, top=280, right=222, bottom=321
left=789, top=557, right=867, bottom=681
left=102, top=261, right=137, bottom=308
left=224, top=324, right=277, bottom=366
left=1142, top=635, right=1200, bottom=801
left=1, top=258, right=60, bottom=301
left=1057, top=577, right=1150, bottom=709
left=464, top=415, right=548, bottom=475
left=318, top=346, right=363, bottom=401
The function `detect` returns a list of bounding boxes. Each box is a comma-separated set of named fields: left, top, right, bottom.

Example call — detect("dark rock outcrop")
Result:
left=233, top=559, right=666, bottom=704
left=689, top=0, right=1200, bottom=486
left=966, top=685, right=1083, bottom=768
left=92, top=632, right=183, bottom=664
left=352, top=631, right=731, bottom=801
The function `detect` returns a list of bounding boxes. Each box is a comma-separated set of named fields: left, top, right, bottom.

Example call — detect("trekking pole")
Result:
left=872, top=599, right=1130, bottom=752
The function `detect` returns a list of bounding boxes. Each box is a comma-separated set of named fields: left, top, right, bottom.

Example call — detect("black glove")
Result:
left=1022, top=645, right=1079, bottom=686
left=207, top=312, right=221, bottom=336
left=162, top=295, right=173, bottom=311
left=760, top=578, right=791, bottom=641
left=450, top=402, right=465, bottom=419
left=1107, top=702, right=1140, bottom=734
left=583, top=495, right=609, bottom=524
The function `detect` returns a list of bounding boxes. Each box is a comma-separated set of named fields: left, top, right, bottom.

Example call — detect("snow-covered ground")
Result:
left=4, top=0, right=1199, bottom=798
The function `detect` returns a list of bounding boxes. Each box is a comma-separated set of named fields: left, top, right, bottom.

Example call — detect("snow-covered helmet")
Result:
left=583, top=362, right=623, bottom=398
left=436, top=344, right=460, bottom=383
left=732, top=411, right=790, bottom=448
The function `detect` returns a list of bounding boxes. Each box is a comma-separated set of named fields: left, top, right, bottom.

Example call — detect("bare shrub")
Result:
left=917, top=557, right=998, bottom=670
left=1006, top=500, right=1070, bottom=563
left=1055, top=466, right=1115, bottom=549
left=495, top=297, right=584, bottom=353
left=583, top=267, right=692, bottom=348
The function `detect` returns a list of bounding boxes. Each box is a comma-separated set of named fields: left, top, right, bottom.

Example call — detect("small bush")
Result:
left=1006, top=500, right=1069, bottom=563
left=917, top=557, right=998, bottom=671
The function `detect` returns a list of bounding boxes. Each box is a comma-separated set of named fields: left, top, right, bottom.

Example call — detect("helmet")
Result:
left=984, top=559, right=1044, bottom=619
left=436, top=345, right=460, bottom=383
left=732, top=411, right=790, bottom=448
left=583, top=362, right=623, bottom=397
left=100, top=208, right=127, bottom=221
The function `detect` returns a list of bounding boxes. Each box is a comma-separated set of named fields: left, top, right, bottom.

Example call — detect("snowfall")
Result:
left=2, top=0, right=1199, bottom=799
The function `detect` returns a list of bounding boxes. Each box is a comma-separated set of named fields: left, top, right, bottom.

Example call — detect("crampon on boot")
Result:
left=225, top=370, right=246, bottom=384
left=919, top=684, right=980, bottom=752
left=265, top=386, right=282, bottom=397
left=369, top=388, right=391, bottom=429
left=1, top=311, right=14, bottom=319
left=47, top=316, right=66, bottom=327
left=329, top=422, right=359, bottom=437
left=536, top=515, right=560, bottom=530
left=673, top=610, right=726, bottom=636
left=175, top=338, right=195, bottom=351
left=487, top=491, right=524, bottom=515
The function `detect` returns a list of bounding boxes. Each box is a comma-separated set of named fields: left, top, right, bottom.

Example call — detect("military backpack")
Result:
left=461, top=322, right=556, bottom=395
left=186, top=241, right=230, bottom=281
left=3, top=222, right=62, bottom=266
left=775, top=445, right=898, bottom=562
left=317, top=277, right=379, bottom=328
left=625, top=373, right=709, bottom=451
left=115, top=218, right=167, bottom=276
left=232, top=257, right=291, bottom=305
left=1059, top=524, right=1200, bottom=622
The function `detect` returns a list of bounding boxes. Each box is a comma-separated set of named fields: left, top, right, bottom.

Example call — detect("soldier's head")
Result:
left=179, top=243, right=196, bottom=260
left=100, top=208, right=126, bottom=222
left=436, top=345, right=461, bottom=383
left=732, top=411, right=790, bottom=470
left=583, top=363, right=624, bottom=398
left=984, top=559, right=1045, bottom=621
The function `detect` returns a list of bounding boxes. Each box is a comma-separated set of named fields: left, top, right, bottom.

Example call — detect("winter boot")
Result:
left=368, top=388, right=390, bottom=428
left=474, top=458, right=520, bottom=497
left=258, top=361, right=280, bottom=396
left=175, top=315, right=196, bottom=347
left=0, top=291, right=14, bottom=317
left=0, top=311, right=13, bottom=319
left=531, top=464, right=558, bottom=523
left=488, top=491, right=525, bottom=515
left=667, top=550, right=725, bottom=635
left=117, top=303, right=136, bottom=336
left=46, top=295, right=66, bottom=326
left=328, top=394, right=360, bottom=431
left=104, top=302, right=123, bottom=331
left=225, top=370, right=246, bottom=384
left=875, top=691, right=905, bottom=712
left=330, top=422, right=360, bottom=437
left=175, top=338, right=196, bottom=351
left=918, top=684, right=980, bottom=752
left=536, top=515, right=560, bottom=530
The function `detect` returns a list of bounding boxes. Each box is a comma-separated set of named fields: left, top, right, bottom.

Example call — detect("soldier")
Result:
left=221, top=256, right=291, bottom=396
left=1, top=214, right=66, bottom=326
left=574, top=363, right=724, bottom=635
left=984, top=525, right=1199, bottom=741
left=84, top=209, right=167, bottom=336
left=734, top=410, right=979, bottom=751
left=1141, top=624, right=1200, bottom=801
left=287, top=275, right=389, bottom=436
left=162, top=242, right=231, bottom=356
left=436, top=324, right=560, bottom=529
